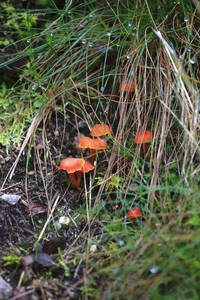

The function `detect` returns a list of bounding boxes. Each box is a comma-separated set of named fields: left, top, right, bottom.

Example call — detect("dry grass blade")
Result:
left=1, top=112, right=41, bottom=188
left=153, top=29, right=200, bottom=185
left=34, top=193, right=60, bottom=250
left=192, top=0, right=200, bottom=14
left=1, top=105, right=52, bottom=188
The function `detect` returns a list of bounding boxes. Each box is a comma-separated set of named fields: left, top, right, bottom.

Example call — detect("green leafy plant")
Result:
left=96, top=173, right=123, bottom=192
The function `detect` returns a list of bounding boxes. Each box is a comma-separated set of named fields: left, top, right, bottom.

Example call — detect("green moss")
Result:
left=0, top=83, right=39, bottom=146
left=2, top=254, right=21, bottom=266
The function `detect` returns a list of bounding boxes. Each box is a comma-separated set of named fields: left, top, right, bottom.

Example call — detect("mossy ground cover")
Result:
left=0, top=0, right=200, bottom=299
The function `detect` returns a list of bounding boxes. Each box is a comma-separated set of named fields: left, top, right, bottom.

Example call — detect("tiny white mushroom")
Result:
left=59, top=216, right=70, bottom=226
left=90, top=244, right=97, bottom=253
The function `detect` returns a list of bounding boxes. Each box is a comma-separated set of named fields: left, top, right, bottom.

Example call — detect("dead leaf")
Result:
left=21, top=254, right=35, bottom=266
left=41, top=237, right=66, bottom=254
left=36, top=253, right=54, bottom=267
left=28, top=201, right=47, bottom=214
left=13, top=287, right=29, bottom=300
left=21, top=253, right=53, bottom=267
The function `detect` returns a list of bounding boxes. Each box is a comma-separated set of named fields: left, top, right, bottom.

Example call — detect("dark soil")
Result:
left=0, top=107, right=103, bottom=299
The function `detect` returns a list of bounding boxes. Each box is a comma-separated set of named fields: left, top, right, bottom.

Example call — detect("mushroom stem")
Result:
left=91, top=149, right=96, bottom=164
left=76, top=171, right=83, bottom=188
left=69, top=173, right=78, bottom=188
left=142, top=143, right=147, bottom=156
left=125, top=91, right=131, bottom=102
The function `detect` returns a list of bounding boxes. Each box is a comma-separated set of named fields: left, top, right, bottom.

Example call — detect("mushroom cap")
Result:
left=119, top=78, right=135, bottom=93
left=135, top=131, right=153, bottom=144
left=81, top=160, right=94, bottom=173
left=78, top=136, right=94, bottom=149
left=59, top=158, right=85, bottom=174
left=78, top=137, right=108, bottom=150
left=128, top=208, right=142, bottom=219
left=90, top=124, right=112, bottom=137
left=91, top=138, right=108, bottom=150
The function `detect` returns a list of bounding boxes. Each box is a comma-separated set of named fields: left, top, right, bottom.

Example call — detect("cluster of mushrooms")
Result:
left=59, top=125, right=153, bottom=221
left=59, top=124, right=112, bottom=189
left=59, top=78, right=154, bottom=221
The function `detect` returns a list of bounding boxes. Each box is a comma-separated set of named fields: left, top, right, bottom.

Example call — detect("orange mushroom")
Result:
left=92, top=138, right=108, bottom=150
left=128, top=208, right=142, bottom=226
left=78, top=136, right=108, bottom=164
left=119, top=77, right=135, bottom=94
left=128, top=208, right=142, bottom=219
left=78, top=136, right=94, bottom=149
left=78, top=136, right=94, bottom=162
left=90, top=138, right=108, bottom=164
left=76, top=160, right=94, bottom=187
left=90, top=124, right=112, bottom=137
left=135, top=130, right=153, bottom=155
left=59, top=158, right=86, bottom=188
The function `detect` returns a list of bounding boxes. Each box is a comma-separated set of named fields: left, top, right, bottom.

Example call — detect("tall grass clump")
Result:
left=0, top=0, right=200, bottom=299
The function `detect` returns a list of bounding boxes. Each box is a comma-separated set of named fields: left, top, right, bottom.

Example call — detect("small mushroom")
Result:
left=90, top=138, right=108, bottom=164
left=59, top=158, right=85, bottom=188
left=78, top=137, right=108, bottom=164
left=119, top=77, right=136, bottom=95
left=90, top=124, right=112, bottom=137
left=78, top=136, right=94, bottom=150
left=135, top=130, right=154, bottom=155
left=128, top=208, right=142, bottom=219
left=78, top=136, right=95, bottom=162
left=76, top=160, right=94, bottom=187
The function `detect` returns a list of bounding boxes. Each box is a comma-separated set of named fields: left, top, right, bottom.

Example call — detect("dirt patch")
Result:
left=0, top=107, right=102, bottom=298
